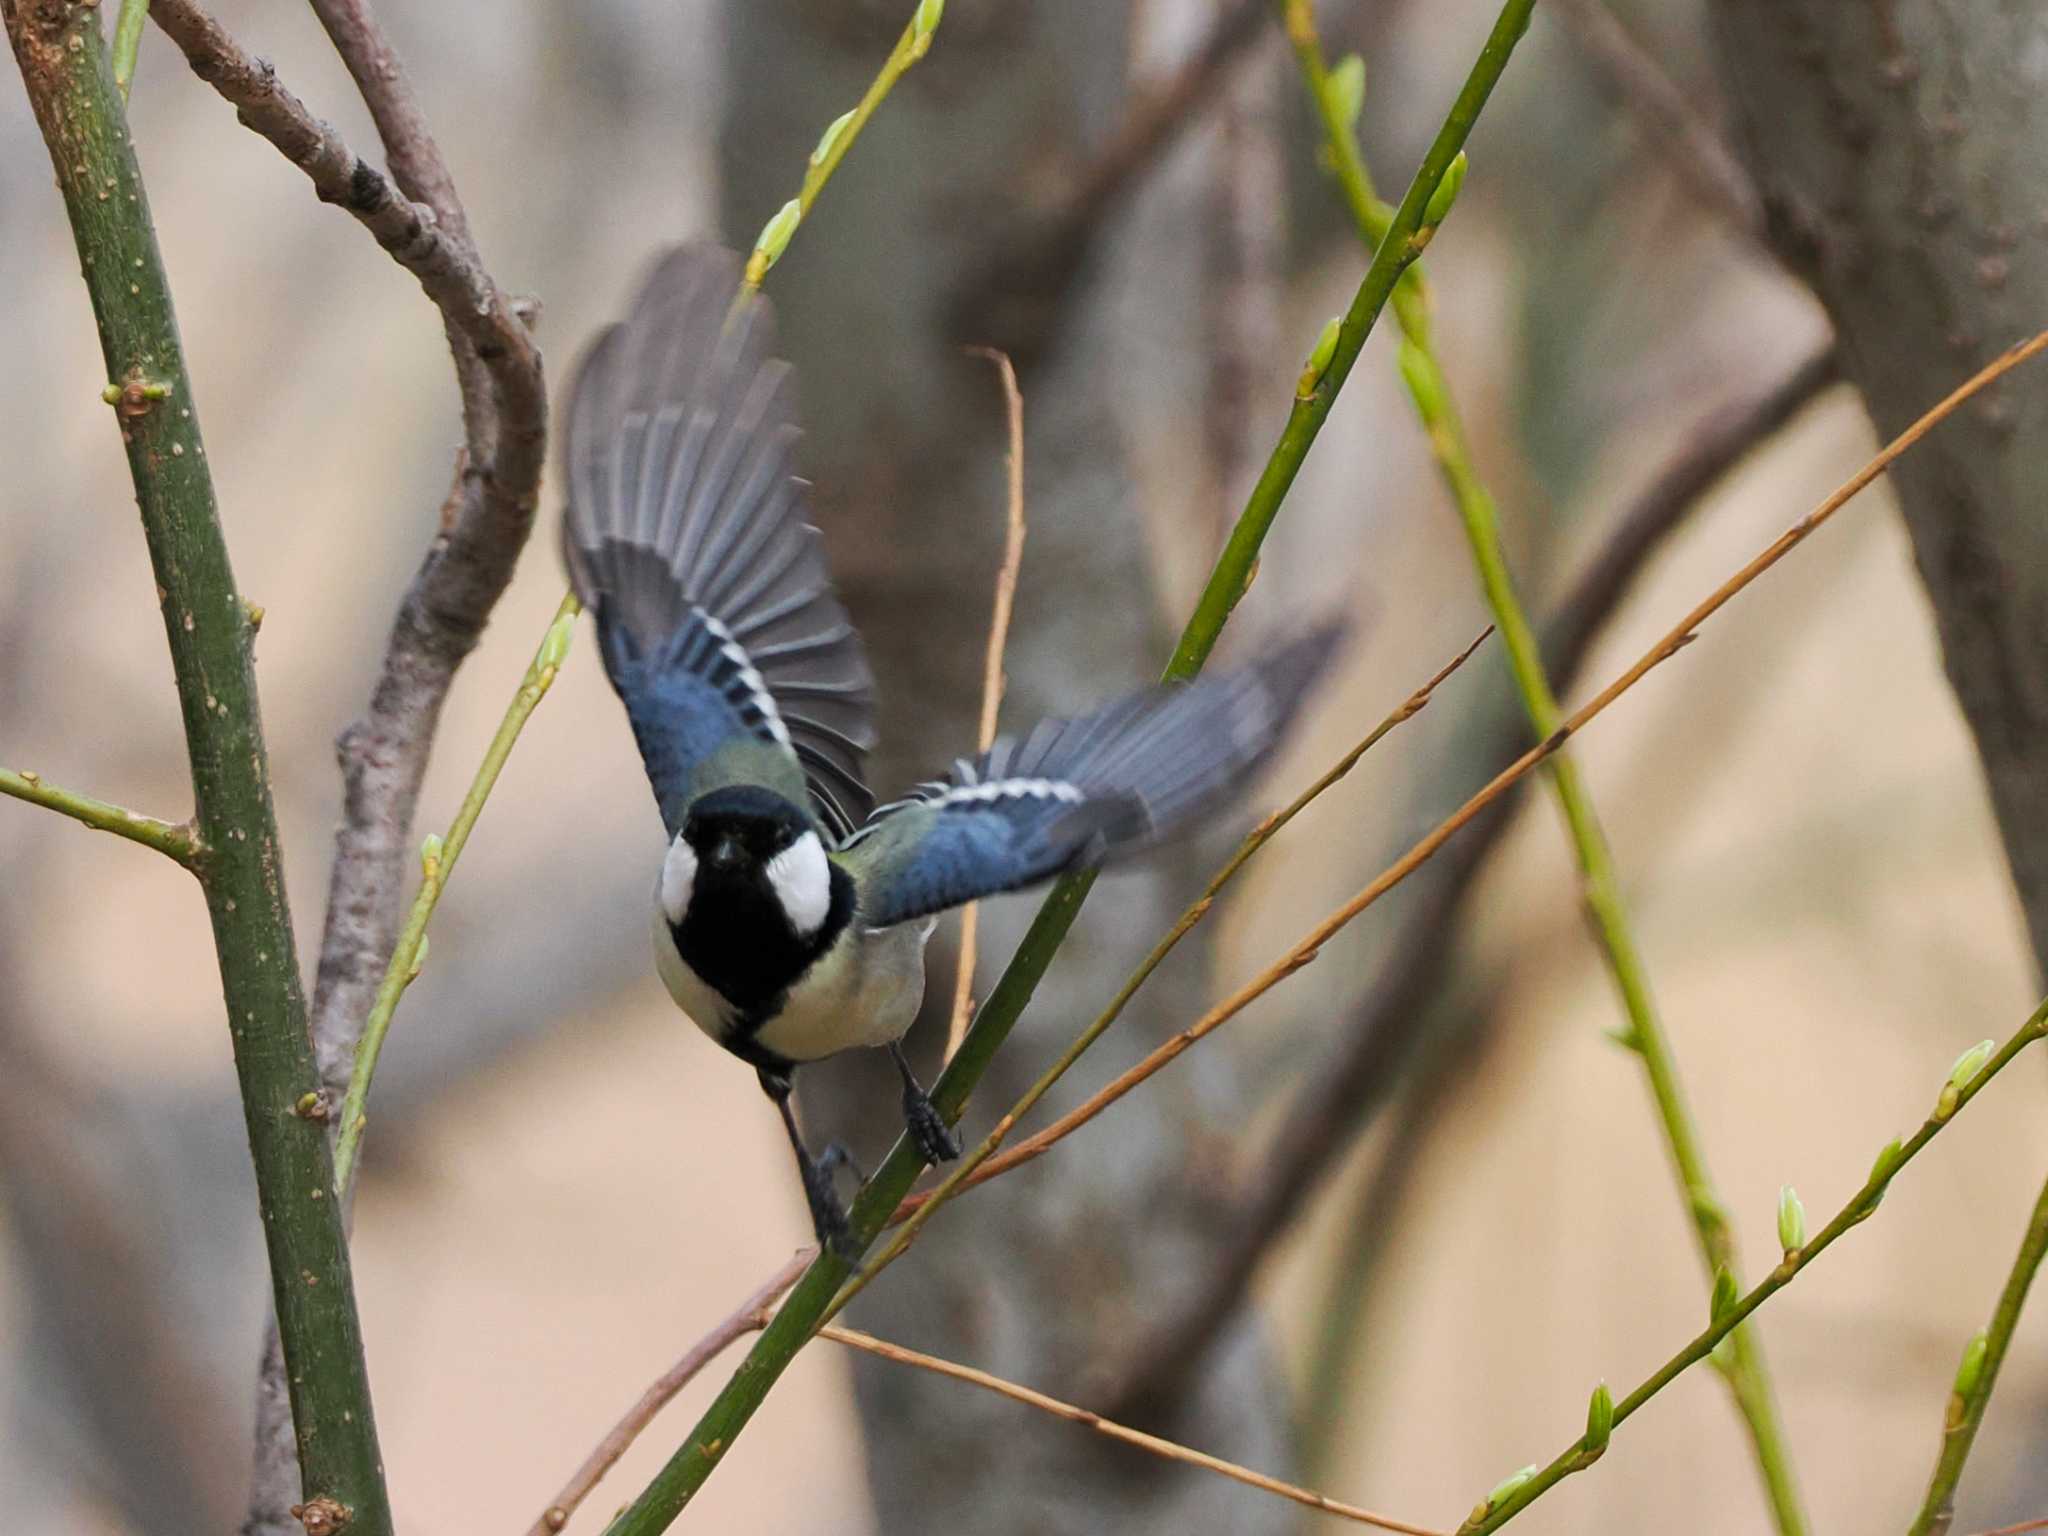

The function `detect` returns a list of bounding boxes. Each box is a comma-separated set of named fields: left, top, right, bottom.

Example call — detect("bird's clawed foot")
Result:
left=761, top=1067, right=865, bottom=1262
left=798, top=1151, right=861, bottom=1262
left=889, top=1041, right=961, bottom=1164
left=903, top=1087, right=961, bottom=1165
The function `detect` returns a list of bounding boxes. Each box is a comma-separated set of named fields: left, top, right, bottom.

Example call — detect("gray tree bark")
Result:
left=720, top=3, right=1299, bottom=1532
left=1707, top=0, right=2048, bottom=974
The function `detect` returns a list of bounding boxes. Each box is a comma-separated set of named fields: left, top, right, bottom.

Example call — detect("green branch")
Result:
left=1, top=2, right=388, bottom=1529
left=740, top=0, right=947, bottom=289
left=0, top=764, right=198, bottom=865
left=110, top=0, right=145, bottom=97
left=603, top=3, right=1542, bottom=1529
left=1908, top=1149, right=2048, bottom=1534
left=331, top=592, right=579, bottom=1196
left=1283, top=4, right=1808, bottom=1528
left=1462, top=998, right=2048, bottom=1533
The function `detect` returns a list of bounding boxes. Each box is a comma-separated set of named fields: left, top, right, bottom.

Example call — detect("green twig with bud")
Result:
left=742, top=0, right=947, bottom=288
left=110, top=0, right=147, bottom=98
left=1281, top=3, right=1809, bottom=1526
left=1461, top=998, right=2048, bottom=1534
left=330, top=592, right=579, bottom=1196
left=1906, top=1160, right=2048, bottom=1534
left=5, top=0, right=389, bottom=1520
left=604, top=2, right=1546, bottom=1529
left=0, top=764, right=198, bottom=866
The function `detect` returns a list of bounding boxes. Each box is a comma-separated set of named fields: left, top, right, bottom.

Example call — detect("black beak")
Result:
left=708, top=836, right=743, bottom=872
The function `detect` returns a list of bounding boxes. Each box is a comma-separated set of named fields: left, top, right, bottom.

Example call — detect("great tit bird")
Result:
left=563, top=244, right=1338, bottom=1253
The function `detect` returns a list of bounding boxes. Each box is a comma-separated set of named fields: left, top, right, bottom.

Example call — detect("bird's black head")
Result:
left=661, top=784, right=838, bottom=942
left=660, top=783, right=853, bottom=1023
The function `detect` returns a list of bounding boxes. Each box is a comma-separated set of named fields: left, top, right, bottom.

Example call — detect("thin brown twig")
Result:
left=945, top=348, right=1029, bottom=1062
left=1969, top=1519, right=2048, bottom=1536
left=892, top=330, right=2043, bottom=1209
left=525, top=1252, right=813, bottom=1536
left=814, top=1324, right=1442, bottom=1536
left=1546, top=0, right=1762, bottom=238
left=148, top=1, right=533, bottom=384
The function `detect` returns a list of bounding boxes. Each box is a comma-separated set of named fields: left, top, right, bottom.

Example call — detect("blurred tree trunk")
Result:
left=1707, top=1, right=2048, bottom=976
left=720, top=2, right=1299, bottom=1531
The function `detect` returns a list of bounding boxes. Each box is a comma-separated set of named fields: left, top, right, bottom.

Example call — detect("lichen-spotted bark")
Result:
left=0, top=3, right=390, bottom=1528
left=1708, top=0, right=2048, bottom=976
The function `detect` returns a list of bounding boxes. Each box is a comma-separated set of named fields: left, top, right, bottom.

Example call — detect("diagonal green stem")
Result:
left=601, top=4, right=1542, bottom=1529
left=1284, top=4, right=1808, bottom=1528
left=1463, top=998, right=2048, bottom=1533
left=740, top=0, right=946, bottom=288
left=330, top=591, right=579, bottom=1197
left=1907, top=1163, right=2048, bottom=1535
left=0, top=764, right=198, bottom=864
left=3, top=2, right=388, bottom=1526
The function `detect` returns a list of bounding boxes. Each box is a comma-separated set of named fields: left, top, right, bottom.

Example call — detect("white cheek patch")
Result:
left=765, top=829, right=831, bottom=936
left=659, top=834, right=698, bottom=925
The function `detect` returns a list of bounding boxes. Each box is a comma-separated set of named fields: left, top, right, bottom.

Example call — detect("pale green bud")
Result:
left=910, top=0, right=944, bottom=58
left=1422, top=150, right=1469, bottom=230
left=1486, top=1465, right=1537, bottom=1509
left=811, top=109, right=857, bottom=168
left=749, top=199, right=802, bottom=283
left=420, top=832, right=444, bottom=879
left=1953, top=1329, right=1988, bottom=1401
left=539, top=609, right=576, bottom=673
left=406, top=933, right=429, bottom=982
left=1296, top=316, right=1342, bottom=398
left=1777, top=1184, right=1806, bottom=1255
left=1584, top=1383, right=1613, bottom=1455
left=1938, top=1038, right=1995, bottom=1118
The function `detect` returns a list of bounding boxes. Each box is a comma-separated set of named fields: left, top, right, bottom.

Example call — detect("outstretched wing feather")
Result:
left=839, top=627, right=1340, bottom=928
left=561, top=244, right=876, bottom=836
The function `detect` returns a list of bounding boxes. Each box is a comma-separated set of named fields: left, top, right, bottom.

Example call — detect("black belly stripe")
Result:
left=671, top=861, right=858, bottom=1062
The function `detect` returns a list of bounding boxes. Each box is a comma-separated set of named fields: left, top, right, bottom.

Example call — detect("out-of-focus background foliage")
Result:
left=3, top=1, right=2044, bottom=1532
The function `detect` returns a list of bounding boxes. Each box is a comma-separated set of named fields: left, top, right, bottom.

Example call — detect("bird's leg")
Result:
left=887, top=1040, right=961, bottom=1164
left=758, top=1067, right=859, bottom=1260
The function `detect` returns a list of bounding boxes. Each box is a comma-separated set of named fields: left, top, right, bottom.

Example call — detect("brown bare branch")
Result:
left=945, top=348, right=1029, bottom=1061
left=815, top=1324, right=1442, bottom=1535
left=526, top=1253, right=813, bottom=1536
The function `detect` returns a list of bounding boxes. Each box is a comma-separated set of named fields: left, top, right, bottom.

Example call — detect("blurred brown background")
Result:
left=3, top=1, right=2045, bottom=1533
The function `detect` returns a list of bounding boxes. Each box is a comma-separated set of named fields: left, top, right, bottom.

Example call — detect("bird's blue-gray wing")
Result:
left=838, top=627, right=1340, bottom=928
left=561, top=244, right=875, bottom=838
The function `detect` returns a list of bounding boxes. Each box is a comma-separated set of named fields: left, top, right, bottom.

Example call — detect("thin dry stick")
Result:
left=888, top=329, right=2048, bottom=1204
left=815, top=1324, right=1441, bottom=1536
left=526, top=1252, right=812, bottom=1536
left=945, top=347, right=1029, bottom=1061
left=1970, top=1520, right=2048, bottom=1536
